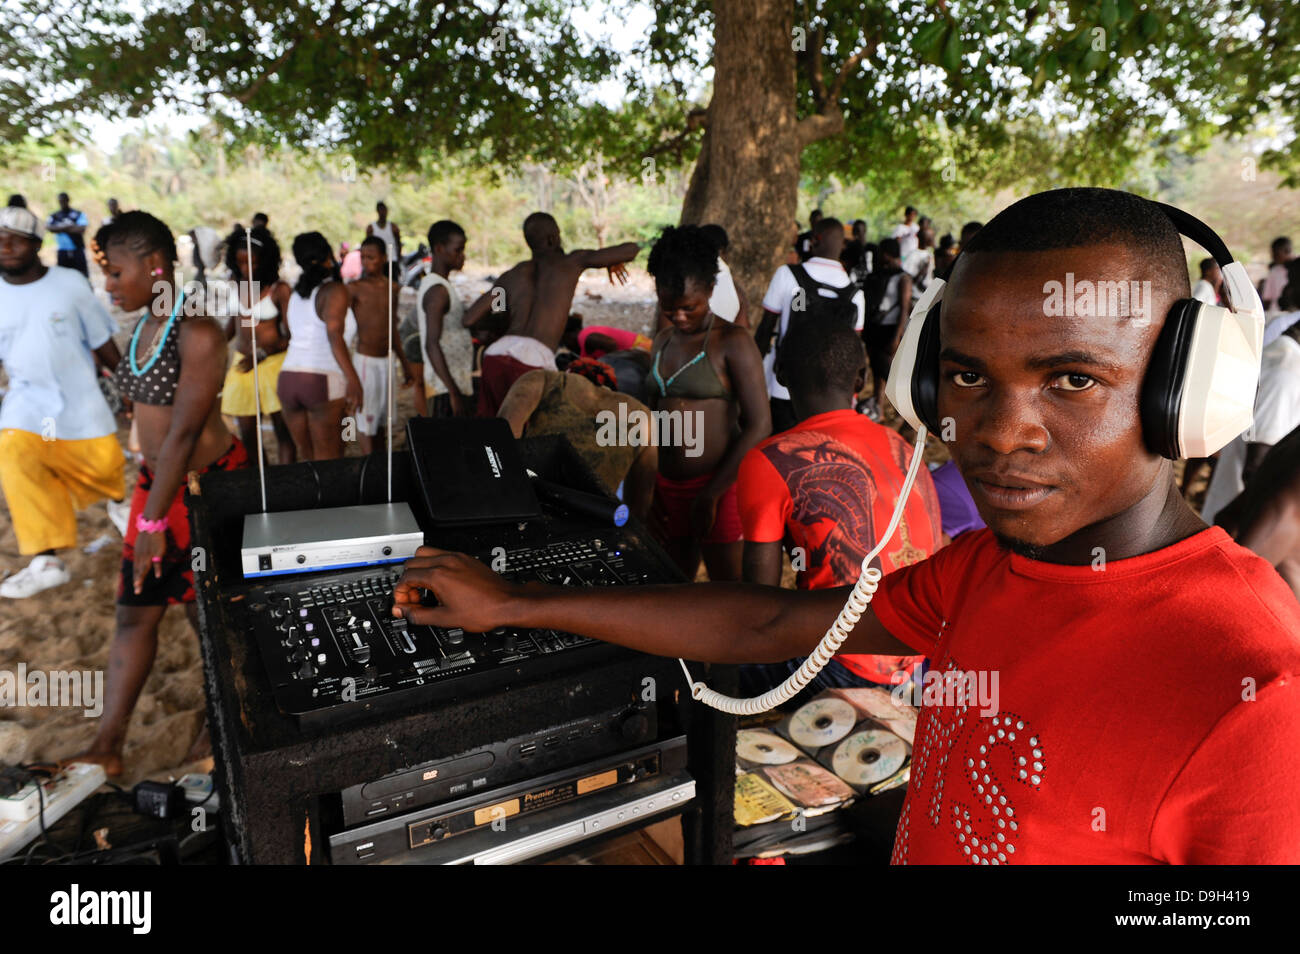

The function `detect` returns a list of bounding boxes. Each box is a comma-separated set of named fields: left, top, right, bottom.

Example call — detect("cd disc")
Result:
left=737, top=729, right=799, bottom=765
left=787, top=698, right=857, bottom=749
left=832, top=730, right=907, bottom=787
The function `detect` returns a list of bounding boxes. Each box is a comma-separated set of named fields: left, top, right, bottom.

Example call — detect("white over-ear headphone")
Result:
left=886, top=203, right=1265, bottom=459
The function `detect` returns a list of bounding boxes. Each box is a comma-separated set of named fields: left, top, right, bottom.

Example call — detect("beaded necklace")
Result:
left=128, top=288, right=186, bottom=376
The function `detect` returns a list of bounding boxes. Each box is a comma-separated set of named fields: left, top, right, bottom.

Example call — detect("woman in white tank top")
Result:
left=276, top=232, right=363, bottom=460
left=219, top=225, right=297, bottom=464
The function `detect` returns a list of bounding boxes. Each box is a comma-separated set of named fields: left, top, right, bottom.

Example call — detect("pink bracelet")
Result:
left=136, top=515, right=168, bottom=534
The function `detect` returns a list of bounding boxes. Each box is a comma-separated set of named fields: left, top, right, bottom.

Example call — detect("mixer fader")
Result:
left=238, top=534, right=665, bottom=728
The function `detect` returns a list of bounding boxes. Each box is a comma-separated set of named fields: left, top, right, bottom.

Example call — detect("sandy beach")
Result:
left=0, top=262, right=660, bottom=783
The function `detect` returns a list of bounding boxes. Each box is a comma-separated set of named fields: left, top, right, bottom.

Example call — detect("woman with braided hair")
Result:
left=646, top=225, right=770, bottom=581
left=73, top=210, right=248, bottom=775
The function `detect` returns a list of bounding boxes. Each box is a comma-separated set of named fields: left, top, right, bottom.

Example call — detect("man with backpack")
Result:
left=756, top=216, right=865, bottom=433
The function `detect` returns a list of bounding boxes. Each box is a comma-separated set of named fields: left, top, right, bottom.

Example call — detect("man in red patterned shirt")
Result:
left=735, top=321, right=942, bottom=693
left=393, top=189, right=1300, bottom=863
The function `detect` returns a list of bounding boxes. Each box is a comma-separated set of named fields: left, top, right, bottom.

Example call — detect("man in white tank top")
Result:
left=418, top=220, right=473, bottom=417
left=367, top=200, right=401, bottom=259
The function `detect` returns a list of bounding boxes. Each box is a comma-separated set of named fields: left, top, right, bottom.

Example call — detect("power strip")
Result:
left=0, top=762, right=106, bottom=861
left=177, top=773, right=219, bottom=814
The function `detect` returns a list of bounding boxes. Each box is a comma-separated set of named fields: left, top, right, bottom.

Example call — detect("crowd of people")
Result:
left=1, top=188, right=1299, bottom=822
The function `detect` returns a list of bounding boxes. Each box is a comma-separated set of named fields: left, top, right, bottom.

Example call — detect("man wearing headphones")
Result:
left=391, top=189, right=1300, bottom=864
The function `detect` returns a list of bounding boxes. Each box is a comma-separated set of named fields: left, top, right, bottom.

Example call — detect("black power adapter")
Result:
left=132, top=780, right=187, bottom=820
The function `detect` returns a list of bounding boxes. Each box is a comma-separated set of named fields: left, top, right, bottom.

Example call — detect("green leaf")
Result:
left=912, top=21, right=947, bottom=57
left=943, top=27, right=964, bottom=73
left=1101, top=0, right=1118, bottom=31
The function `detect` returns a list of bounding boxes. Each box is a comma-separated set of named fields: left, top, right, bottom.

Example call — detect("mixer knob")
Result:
left=289, top=647, right=309, bottom=663
left=503, top=633, right=518, bottom=653
left=444, top=628, right=465, bottom=647
left=618, top=711, right=650, bottom=742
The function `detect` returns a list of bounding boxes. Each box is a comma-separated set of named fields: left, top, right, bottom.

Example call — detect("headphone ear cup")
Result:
left=1140, top=299, right=1200, bottom=459
left=884, top=278, right=946, bottom=432
left=911, top=302, right=944, bottom=433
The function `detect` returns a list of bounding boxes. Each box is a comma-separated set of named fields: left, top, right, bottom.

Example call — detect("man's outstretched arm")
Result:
left=572, top=242, right=640, bottom=270
left=392, top=547, right=913, bottom=664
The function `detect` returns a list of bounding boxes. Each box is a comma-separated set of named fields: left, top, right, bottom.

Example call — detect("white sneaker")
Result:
left=106, top=498, right=131, bottom=537
left=0, top=555, right=72, bottom=598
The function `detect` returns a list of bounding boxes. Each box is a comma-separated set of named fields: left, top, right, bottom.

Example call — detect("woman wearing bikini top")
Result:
left=76, top=211, right=247, bottom=776
left=646, top=226, right=770, bottom=581
left=220, top=224, right=296, bottom=464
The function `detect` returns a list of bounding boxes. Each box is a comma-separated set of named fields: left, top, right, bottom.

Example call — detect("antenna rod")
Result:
left=386, top=239, right=394, bottom=503
left=247, top=228, right=268, bottom=512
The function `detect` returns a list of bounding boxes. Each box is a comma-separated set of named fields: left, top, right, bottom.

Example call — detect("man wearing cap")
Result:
left=0, top=206, right=127, bottom=598
left=46, top=192, right=90, bottom=277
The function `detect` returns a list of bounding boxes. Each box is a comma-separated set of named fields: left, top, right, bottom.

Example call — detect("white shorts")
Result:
left=353, top=353, right=392, bottom=436
left=484, top=334, right=558, bottom=370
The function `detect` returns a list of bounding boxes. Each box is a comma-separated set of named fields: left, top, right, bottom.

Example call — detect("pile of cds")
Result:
left=734, top=689, right=917, bottom=827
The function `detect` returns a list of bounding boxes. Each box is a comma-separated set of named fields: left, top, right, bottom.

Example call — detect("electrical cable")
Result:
left=677, top=424, right=929, bottom=715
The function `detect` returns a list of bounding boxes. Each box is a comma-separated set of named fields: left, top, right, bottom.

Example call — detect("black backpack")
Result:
left=773, top=265, right=859, bottom=377
left=781, top=262, right=859, bottom=335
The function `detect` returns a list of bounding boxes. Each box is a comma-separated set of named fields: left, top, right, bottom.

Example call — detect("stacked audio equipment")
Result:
left=189, top=434, right=737, bottom=864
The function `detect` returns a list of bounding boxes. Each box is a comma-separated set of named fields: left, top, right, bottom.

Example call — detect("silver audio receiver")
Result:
left=241, top=502, right=423, bottom=578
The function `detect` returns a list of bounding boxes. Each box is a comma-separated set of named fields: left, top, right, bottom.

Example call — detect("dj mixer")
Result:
left=237, top=533, right=667, bottom=728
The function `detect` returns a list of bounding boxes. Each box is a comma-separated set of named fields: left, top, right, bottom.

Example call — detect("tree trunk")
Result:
left=681, top=0, right=799, bottom=308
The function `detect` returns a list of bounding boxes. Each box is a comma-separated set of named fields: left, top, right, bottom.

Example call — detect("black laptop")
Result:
left=406, top=417, right=542, bottom=526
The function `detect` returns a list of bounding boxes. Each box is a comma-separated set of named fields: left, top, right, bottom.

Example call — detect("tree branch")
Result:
left=642, top=106, right=708, bottom=159
left=797, top=111, right=844, bottom=146
left=233, top=0, right=345, bottom=105
left=808, top=26, right=827, bottom=109
left=828, top=40, right=875, bottom=102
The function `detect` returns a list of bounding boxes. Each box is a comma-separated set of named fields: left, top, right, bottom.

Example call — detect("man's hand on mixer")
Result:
left=392, top=546, right=518, bottom=632
left=392, top=545, right=912, bottom=665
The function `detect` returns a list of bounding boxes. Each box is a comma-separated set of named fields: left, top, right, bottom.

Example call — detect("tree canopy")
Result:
left=4, top=1, right=1299, bottom=199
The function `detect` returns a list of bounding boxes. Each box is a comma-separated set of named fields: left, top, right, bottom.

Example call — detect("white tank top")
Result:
left=370, top=220, right=397, bottom=254
left=708, top=259, right=740, bottom=322
left=416, top=272, right=472, bottom=395
left=283, top=284, right=356, bottom=373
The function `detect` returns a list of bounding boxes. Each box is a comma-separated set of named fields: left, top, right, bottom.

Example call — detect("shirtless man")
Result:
left=462, top=211, right=639, bottom=416
left=350, top=236, right=420, bottom=454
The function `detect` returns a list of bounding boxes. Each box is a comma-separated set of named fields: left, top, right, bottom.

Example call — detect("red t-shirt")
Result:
left=736, top=409, right=943, bottom=682
left=872, top=526, right=1300, bottom=864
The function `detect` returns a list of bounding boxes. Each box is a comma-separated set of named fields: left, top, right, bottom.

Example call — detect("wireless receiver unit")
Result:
left=237, top=233, right=422, bottom=579
left=240, top=502, right=423, bottom=578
